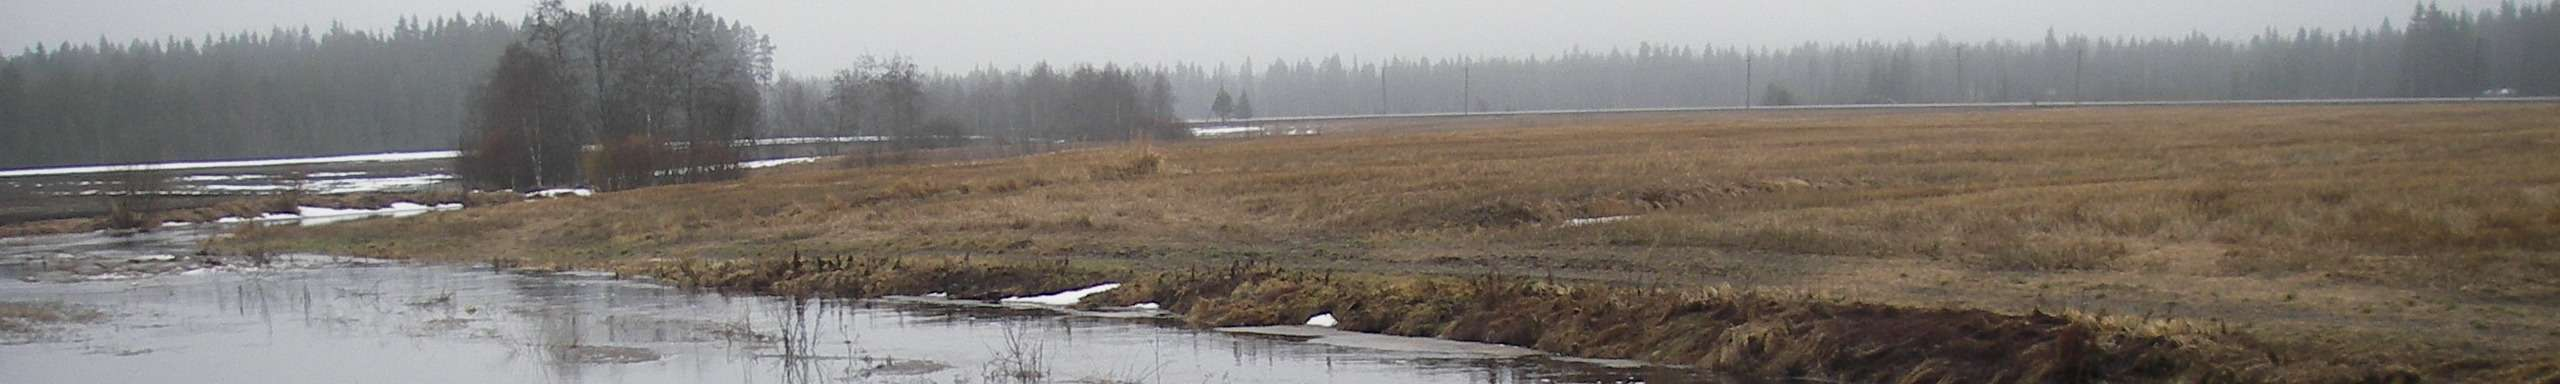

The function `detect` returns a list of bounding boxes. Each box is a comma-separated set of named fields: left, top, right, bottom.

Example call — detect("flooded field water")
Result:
left=0, top=226, right=1699, bottom=384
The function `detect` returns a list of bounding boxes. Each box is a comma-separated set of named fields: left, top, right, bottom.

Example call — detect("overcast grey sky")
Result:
left=0, top=0, right=2514, bottom=74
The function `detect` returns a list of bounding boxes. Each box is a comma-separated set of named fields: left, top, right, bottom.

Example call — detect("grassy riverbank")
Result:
left=212, top=103, right=2560, bottom=382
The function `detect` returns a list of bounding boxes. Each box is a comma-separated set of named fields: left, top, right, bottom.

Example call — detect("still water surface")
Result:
left=0, top=226, right=1698, bottom=383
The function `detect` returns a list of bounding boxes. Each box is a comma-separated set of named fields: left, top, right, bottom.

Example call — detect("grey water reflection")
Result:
left=0, top=230, right=1707, bottom=383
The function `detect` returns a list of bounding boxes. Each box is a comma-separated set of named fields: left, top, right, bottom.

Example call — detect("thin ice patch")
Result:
left=998, top=283, right=1121, bottom=306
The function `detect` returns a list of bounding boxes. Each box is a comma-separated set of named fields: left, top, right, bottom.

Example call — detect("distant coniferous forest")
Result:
left=3, top=2, right=2557, bottom=170
left=0, top=16, right=518, bottom=168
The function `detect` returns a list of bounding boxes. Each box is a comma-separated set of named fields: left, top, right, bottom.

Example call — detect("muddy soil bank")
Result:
left=587, top=254, right=2553, bottom=383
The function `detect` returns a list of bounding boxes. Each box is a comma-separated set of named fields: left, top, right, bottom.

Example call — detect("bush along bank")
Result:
left=596, top=253, right=2511, bottom=383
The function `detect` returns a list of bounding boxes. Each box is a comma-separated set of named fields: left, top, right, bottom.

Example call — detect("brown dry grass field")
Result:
left=220, top=103, right=2560, bottom=381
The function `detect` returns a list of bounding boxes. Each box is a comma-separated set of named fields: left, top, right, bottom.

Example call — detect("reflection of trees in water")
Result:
left=504, top=274, right=588, bottom=381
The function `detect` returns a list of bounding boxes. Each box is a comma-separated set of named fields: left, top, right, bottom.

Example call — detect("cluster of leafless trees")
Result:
left=0, top=16, right=516, bottom=169
left=760, top=62, right=1185, bottom=146
left=458, top=1, right=772, bottom=191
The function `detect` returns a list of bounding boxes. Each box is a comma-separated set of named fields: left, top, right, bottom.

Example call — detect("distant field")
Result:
left=227, top=103, right=2560, bottom=380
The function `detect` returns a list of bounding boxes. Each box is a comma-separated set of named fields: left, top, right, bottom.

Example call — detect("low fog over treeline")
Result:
left=3, top=2, right=2557, bottom=171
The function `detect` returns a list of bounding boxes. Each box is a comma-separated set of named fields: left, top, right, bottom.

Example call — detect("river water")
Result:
left=0, top=225, right=1706, bottom=384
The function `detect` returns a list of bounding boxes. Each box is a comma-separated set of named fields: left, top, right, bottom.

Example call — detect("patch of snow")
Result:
left=130, top=255, right=179, bottom=262
left=200, top=184, right=295, bottom=192
left=527, top=188, right=593, bottom=198
left=176, top=174, right=270, bottom=182
left=738, top=157, right=819, bottom=169
left=0, top=150, right=458, bottom=178
left=86, top=272, right=154, bottom=281
left=293, top=203, right=459, bottom=226
left=739, top=136, right=886, bottom=146
left=195, top=202, right=462, bottom=226
left=1129, top=302, right=1162, bottom=310
left=159, top=221, right=193, bottom=227
left=1306, top=313, right=1339, bottom=327
left=304, top=174, right=453, bottom=194
left=923, top=292, right=949, bottom=298
left=998, top=283, right=1121, bottom=306
left=1561, top=216, right=1636, bottom=227
left=555, top=270, right=616, bottom=278
left=1190, top=126, right=1265, bottom=136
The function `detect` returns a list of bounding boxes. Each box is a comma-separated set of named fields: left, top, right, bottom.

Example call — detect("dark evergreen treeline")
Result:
left=1150, top=2, right=2560, bottom=118
left=0, top=16, right=517, bottom=168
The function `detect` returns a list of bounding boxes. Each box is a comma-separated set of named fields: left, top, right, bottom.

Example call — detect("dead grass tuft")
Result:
left=0, top=301, right=104, bottom=335
left=1088, top=151, right=1166, bottom=180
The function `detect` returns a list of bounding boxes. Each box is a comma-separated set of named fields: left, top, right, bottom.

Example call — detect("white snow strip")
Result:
left=305, top=171, right=368, bottom=178
left=739, top=136, right=887, bottom=146
left=1190, top=126, right=1265, bottom=136
left=1561, top=216, right=1636, bottom=227
left=1130, top=302, right=1162, bottom=310
left=738, top=156, right=819, bottom=169
left=923, top=292, right=949, bottom=298
left=1306, top=313, right=1339, bottom=327
left=196, top=203, right=461, bottom=226
left=526, top=188, right=593, bottom=198
left=200, top=184, right=295, bottom=191
left=0, top=150, right=458, bottom=178
left=998, top=283, right=1121, bottom=306
left=176, top=174, right=270, bottom=182
left=295, top=203, right=458, bottom=226
left=304, top=174, right=453, bottom=194
left=159, top=221, right=193, bottom=227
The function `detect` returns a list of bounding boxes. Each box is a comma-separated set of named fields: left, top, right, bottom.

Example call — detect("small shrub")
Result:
left=585, top=134, right=678, bottom=191
left=885, top=180, right=945, bottom=199
left=1463, top=199, right=1568, bottom=227
left=98, top=199, right=151, bottom=230
left=1089, top=152, right=1165, bottom=180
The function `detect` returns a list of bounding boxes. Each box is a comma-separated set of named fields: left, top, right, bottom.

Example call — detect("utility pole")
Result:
left=1743, top=51, right=1755, bottom=109
left=1378, top=65, right=1389, bottom=114
left=2074, top=46, right=2086, bottom=104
